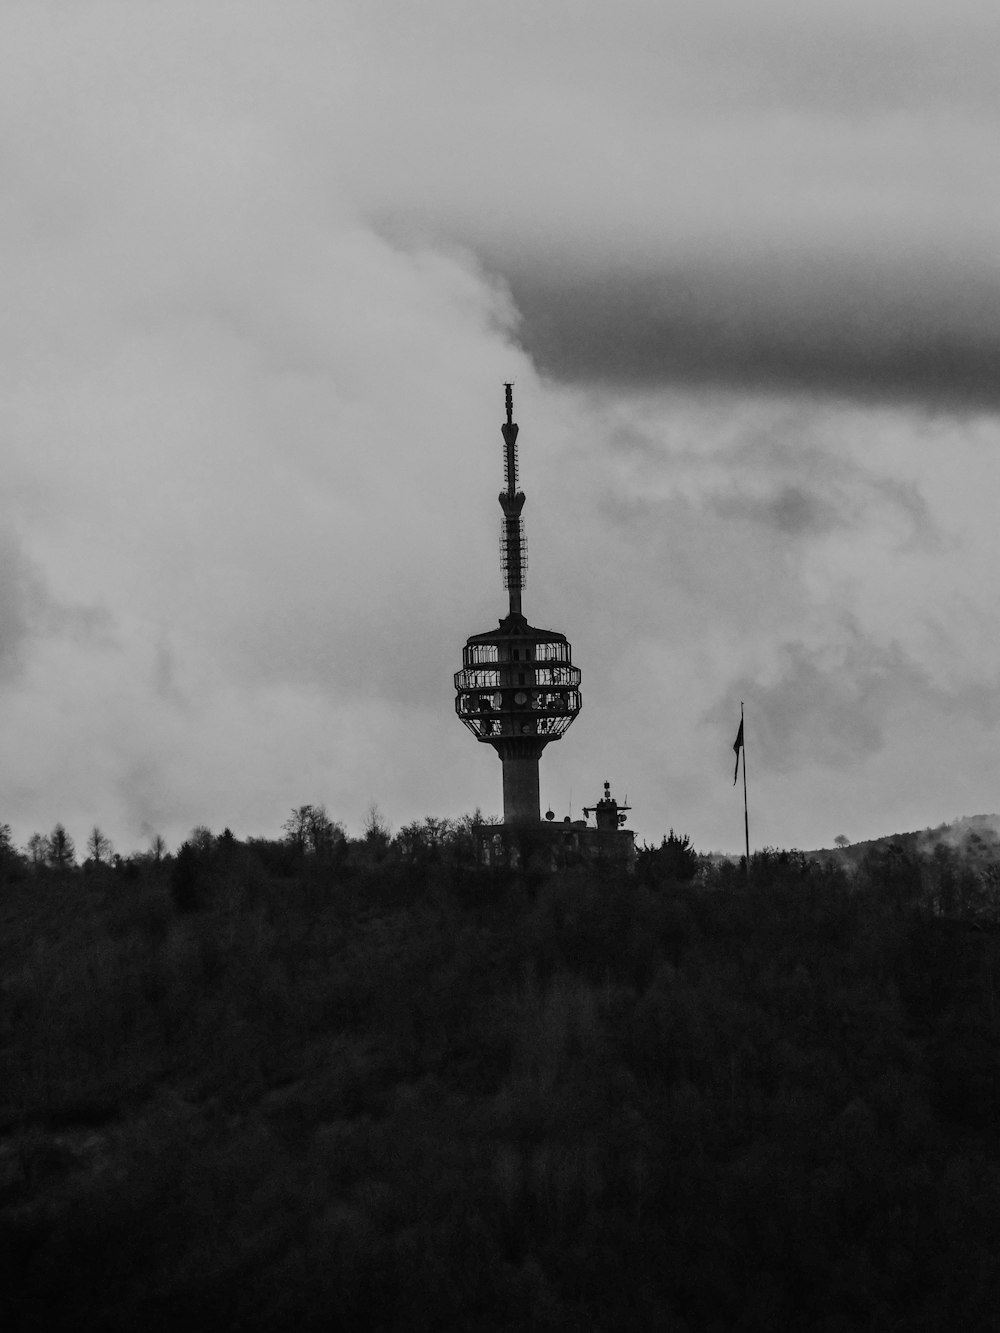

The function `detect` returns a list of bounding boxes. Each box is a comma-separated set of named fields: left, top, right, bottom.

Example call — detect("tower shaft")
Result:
left=500, top=748, right=543, bottom=825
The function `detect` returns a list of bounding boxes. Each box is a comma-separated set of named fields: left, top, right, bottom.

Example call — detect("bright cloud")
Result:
left=1, top=2, right=998, bottom=853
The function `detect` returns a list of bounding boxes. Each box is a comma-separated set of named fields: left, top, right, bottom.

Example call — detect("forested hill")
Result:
left=809, top=813, right=1000, bottom=917
left=3, top=827, right=1000, bottom=1330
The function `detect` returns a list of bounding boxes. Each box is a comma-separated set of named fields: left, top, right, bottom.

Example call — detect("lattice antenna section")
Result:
left=499, top=382, right=527, bottom=615
left=500, top=521, right=528, bottom=592
left=503, top=449, right=518, bottom=491
left=502, top=383, right=518, bottom=493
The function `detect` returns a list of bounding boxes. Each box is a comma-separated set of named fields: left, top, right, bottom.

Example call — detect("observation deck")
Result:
left=455, top=612, right=582, bottom=754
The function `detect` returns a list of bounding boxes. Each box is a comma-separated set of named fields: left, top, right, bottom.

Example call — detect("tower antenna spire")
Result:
left=499, top=382, right=526, bottom=617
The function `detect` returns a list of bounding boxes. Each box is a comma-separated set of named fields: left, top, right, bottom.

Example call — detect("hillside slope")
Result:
left=3, top=843, right=1000, bottom=1331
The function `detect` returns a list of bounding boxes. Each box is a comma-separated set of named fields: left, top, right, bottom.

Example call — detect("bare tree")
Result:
left=283, top=804, right=344, bottom=858
left=26, top=833, right=47, bottom=868
left=311, top=808, right=344, bottom=860
left=282, top=805, right=314, bottom=855
left=362, top=802, right=391, bottom=847
left=149, top=833, right=167, bottom=863
left=362, top=802, right=391, bottom=860
left=87, top=826, right=113, bottom=865
left=187, top=826, right=215, bottom=855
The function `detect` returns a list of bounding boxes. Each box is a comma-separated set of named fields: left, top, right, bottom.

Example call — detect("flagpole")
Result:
left=741, top=702, right=750, bottom=874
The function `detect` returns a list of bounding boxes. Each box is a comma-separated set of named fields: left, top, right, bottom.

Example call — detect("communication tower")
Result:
left=454, top=386, right=582, bottom=824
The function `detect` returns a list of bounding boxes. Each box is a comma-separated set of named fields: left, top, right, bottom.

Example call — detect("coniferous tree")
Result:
left=0, top=823, right=23, bottom=882
left=637, top=829, right=699, bottom=884
left=47, top=823, right=75, bottom=872
left=170, top=839, right=202, bottom=911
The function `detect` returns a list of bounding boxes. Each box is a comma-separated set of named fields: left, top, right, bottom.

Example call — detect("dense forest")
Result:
left=2, top=812, right=1000, bottom=1331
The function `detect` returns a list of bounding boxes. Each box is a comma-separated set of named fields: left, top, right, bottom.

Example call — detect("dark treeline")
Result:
left=2, top=816, right=1000, bottom=1330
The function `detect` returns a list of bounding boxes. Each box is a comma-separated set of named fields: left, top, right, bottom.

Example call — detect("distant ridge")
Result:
left=810, top=813, right=1000, bottom=869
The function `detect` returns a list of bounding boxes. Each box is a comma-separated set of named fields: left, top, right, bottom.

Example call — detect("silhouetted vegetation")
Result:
left=637, top=828, right=699, bottom=884
left=3, top=817, right=1000, bottom=1330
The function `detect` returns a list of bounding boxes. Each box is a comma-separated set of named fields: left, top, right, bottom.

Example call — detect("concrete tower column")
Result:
left=500, top=749, right=542, bottom=825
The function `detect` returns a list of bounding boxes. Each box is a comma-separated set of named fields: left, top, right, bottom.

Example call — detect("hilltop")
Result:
left=812, top=812, right=1000, bottom=863
left=2, top=822, right=1000, bottom=1330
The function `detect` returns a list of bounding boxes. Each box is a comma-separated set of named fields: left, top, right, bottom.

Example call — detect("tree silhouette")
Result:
left=86, top=825, right=113, bottom=865
left=26, top=832, right=47, bottom=868
left=170, top=839, right=202, bottom=911
left=638, top=829, right=699, bottom=884
left=0, top=823, right=22, bottom=882
left=362, top=802, right=391, bottom=845
left=47, top=823, right=75, bottom=871
left=187, top=825, right=215, bottom=856
left=282, top=804, right=344, bottom=859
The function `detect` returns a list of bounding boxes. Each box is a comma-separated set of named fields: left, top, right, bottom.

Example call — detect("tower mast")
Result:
left=499, top=383, right=526, bottom=617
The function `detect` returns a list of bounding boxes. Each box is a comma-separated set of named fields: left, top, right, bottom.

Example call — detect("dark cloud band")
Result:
left=504, top=256, right=1000, bottom=407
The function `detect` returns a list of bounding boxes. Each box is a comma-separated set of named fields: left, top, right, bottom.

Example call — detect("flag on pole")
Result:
left=733, top=718, right=744, bottom=784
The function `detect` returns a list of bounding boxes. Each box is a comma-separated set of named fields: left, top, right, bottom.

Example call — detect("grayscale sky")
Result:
left=2, top=0, right=999, bottom=853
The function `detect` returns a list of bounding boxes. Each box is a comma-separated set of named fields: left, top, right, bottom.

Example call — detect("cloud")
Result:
left=0, top=2, right=999, bottom=856
left=707, top=621, right=930, bottom=772
left=0, top=534, right=42, bottom=682
left=333, top=3, right=1000, bottom=408
left=703, top=437, right=937, bottom=548
left=0, top=4, right=538, bottom=846
left=711, top=486, right=842, bottom=539
left=497, top=251, right=1000, bottom=406
left=0, top=530, right=113, bottom=684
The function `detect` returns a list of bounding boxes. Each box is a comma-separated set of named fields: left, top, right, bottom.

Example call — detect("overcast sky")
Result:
left=2, top=1, right=1000, bottom=854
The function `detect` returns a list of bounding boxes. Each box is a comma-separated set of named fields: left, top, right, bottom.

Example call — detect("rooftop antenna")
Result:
left=582, top=780, right=632, bottom=831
